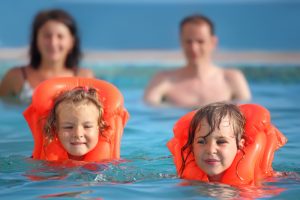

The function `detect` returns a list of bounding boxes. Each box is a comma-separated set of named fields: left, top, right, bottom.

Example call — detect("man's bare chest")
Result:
left=166, top=78, right=232, bottom=103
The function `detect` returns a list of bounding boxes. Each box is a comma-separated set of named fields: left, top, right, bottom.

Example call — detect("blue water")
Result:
left=1, top=0, right=300, bottom=51
left=0, top=62, right=300, bottom=199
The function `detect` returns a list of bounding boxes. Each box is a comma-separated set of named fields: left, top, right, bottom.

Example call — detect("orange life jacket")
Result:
left=23, top=77, right=129, bottom=162
left=167, top=104, right=287, bottom=185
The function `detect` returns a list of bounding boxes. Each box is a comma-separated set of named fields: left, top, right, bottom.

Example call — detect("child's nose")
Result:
left=205, top=142, right=217, bottom=154
left=73, top=126, right=84, bottom=138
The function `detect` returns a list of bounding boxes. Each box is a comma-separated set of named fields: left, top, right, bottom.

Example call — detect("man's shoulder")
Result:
left=153, top=68, right=183, bottom=80
left=222, top=67, right=248, bottom=89
left=222, top=67, right=251, bottom=101
left=223, top=67, right=244, bottom=79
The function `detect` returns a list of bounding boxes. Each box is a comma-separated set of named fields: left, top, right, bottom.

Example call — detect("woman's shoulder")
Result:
left=4, top=66, right=23, bottom=76
left=77, top=68, right=94, bottom=78
left=2, top=66, right=28, bottom=82
left=0, top=66, right=26, bottom=96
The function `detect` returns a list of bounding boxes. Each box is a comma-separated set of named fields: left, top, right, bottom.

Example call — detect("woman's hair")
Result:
left=29, top=9, right=81, bottom=69
left=44, top=87, right=106, bottom=141
left=180, top=102, right=245, bottom=176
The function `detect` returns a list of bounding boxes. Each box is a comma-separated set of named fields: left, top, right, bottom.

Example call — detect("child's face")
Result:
left=56, top=101, right=100, bottom=160
left=192, top=115, right=242, bottom=181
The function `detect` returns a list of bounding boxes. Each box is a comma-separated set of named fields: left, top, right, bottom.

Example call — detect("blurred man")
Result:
left=144, top=14, right=251, bottom=108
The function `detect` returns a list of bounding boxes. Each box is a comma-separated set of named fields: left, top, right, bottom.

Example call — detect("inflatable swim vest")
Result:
left=23, top=77, right=129, bottom=162
left=167, top=104, right=287, bottom=185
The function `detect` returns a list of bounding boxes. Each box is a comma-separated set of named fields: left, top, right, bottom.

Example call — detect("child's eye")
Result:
left=197, top=139, right=206, bottom=144
left=62, top=126, right=73, bottom=130
left=84, top=125, right=94, bottom=129
left=217, top=140, right=227, bottom=145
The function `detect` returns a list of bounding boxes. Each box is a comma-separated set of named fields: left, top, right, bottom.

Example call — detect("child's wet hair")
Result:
left=44, top=87, right=107, bottom=141
left=180, top=102, right=245, bottom=176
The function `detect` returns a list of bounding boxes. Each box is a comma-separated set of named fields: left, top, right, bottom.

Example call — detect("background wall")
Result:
left=0, top=0, right=299, bottom=51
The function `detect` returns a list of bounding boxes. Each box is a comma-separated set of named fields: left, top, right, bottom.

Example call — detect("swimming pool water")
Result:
left=0, top=63, right=300, bottom=199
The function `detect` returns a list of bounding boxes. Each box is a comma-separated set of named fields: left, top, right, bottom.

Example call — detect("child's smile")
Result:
left=193, top=115, right=244, bottom=181
left=56, top=101, right=100, bottom=160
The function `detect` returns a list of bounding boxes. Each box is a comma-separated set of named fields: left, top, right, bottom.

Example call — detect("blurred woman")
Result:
left=0, top=9, right=94, bottom=102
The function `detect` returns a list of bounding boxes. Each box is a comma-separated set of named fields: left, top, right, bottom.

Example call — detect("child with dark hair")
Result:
left=181, top=102, right=245, bottom=181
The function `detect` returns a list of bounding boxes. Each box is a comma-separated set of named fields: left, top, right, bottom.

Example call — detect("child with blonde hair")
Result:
left=44, top=87, right=106, bottom=161
left=24, top=77, right=129, bottom=162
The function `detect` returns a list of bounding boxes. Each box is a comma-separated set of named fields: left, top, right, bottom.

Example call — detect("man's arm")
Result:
left=226, top=69, right=251, bottom=101
left=144, top=72, right=169, bottom=106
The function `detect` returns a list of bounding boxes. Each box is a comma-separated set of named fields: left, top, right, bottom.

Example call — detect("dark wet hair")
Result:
left=179, top=14, right=215, bottom=35
left=180, top=102, right=245, bottom=176
left=44, top=87, right=106, bottom=141
left=29, top=9, right=81, bottom=69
